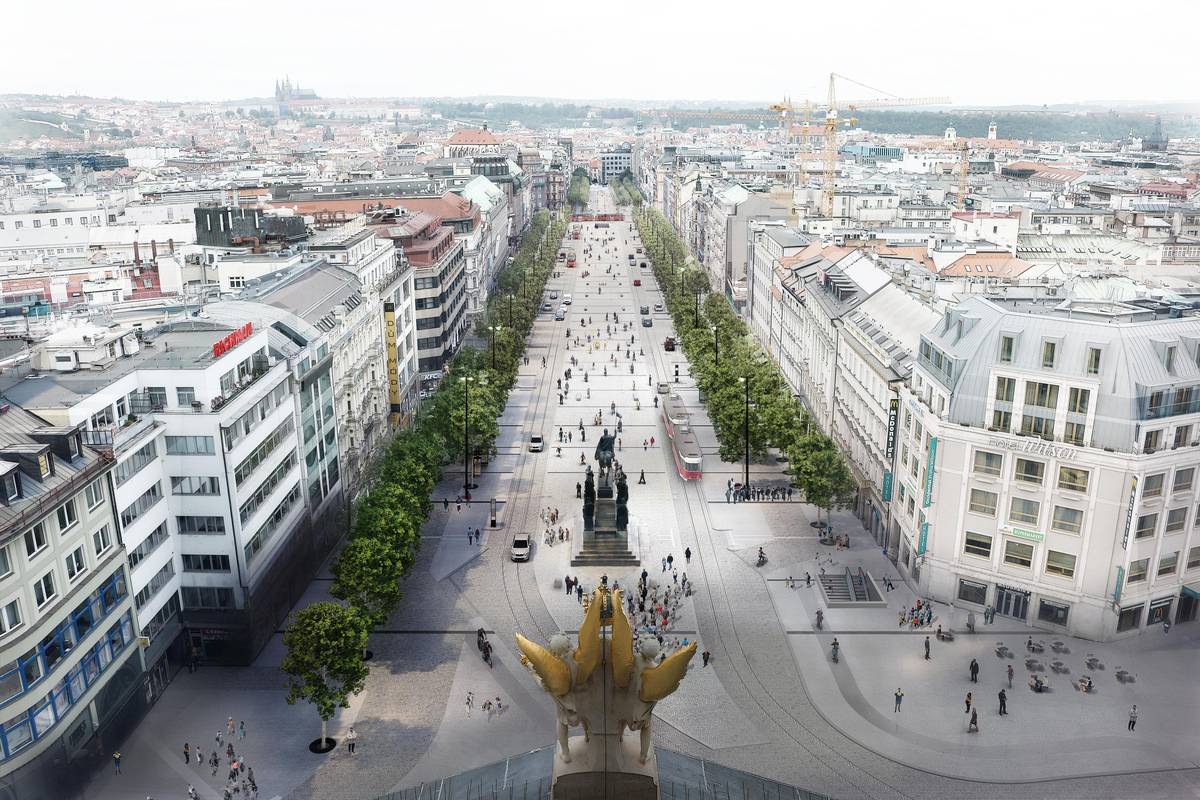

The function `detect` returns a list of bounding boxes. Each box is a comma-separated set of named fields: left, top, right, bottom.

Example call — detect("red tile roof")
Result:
left=446, top=128, right=498, bottom=146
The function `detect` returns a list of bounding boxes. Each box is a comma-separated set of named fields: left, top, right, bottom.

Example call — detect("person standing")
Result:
left=998, top=689, right=1007, bottom=716
left=924, top=636, right=931, bottom=660
left=112, top=751, right=122, bottom=774
left=968, top=707, right=979, bottom=733
left=969, top=658, right=980, bottom=683
left=1128, top=705, right=1138, bottom=731
left=465, top=692, right=474, bottom=718
left=184, top=742, right=191, bottom=764
left=684, top=547, right=692, bottom=564
left=666, top=554, right=674, bottom=570
left=894, top=688, right=904, bottom=712
left=1007, top=664, right=1014, bottom=689
left=238, top=720, right=246, bottom=740
left=346, top=727, right=357, bottom=754
left=702, top=650, right=711, bottom=666
left=965, top=692, right=973, bottom=713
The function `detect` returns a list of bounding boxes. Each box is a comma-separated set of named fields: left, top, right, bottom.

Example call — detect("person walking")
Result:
left=968, top=707, right=979, bottom=733
left=894, top=688, right=904, bottom=712
left=227, top=717, right=235, bottom=737
left=684, top=547, right=692, bottom=564
left=346, top=727, right=357, bottom=754
left=465, top=692, right=474, bottom=718
left=184, top=743, right=191, bottom=764
left=998, top=689, right=1007, bottom=716
left=702, top=650, right=711, bottom=666
left=924, top=636, right=931, bottom=660
left=666, top=553, right=674, bottom=570
left=1007, top=664, right=1014, bottom=688
left=1128, top=705, right=1138, bottom=732
left=965, top=691, right=973, bottom=713
left=969, top=658, right=980, bottom=683
left=238, top=721, right=246, bottom=740
left=112, top=751, right=122, bottom=774
left=443, top=498, right=449, bottom=511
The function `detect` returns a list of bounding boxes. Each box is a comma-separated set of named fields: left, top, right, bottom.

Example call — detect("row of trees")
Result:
left=282, top=209, right=568, bottom=750
left=567, top=174, right=590, bottom=211
left=609, top=175, right=643, bottom=207
left=632, top=207, right=856, bottom=525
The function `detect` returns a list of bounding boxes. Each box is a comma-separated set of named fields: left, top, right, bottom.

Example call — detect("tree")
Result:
left=791, top=439, right=857, bottom=528
left=282, top=602, right=369, bottom=752
left=330, top=536, right=405, bottom=629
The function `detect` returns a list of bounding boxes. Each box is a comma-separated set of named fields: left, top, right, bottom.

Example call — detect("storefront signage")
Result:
left=882, top=472, right=893, bottom=502
left=384, top=303, right=402, bottom=422
left=984, top=436, right=1078, bottom=462
left=1121, top=475, right=1139, bottom=551
left=885, top=398, right=899, bottom=461
left=922, top=436, right=938, bottom=508
left=212, top=323, right=253, bottom=357
left=1007, top=526, right=1045, bottom=542
left=1113, top=566, right=1125, bottom=604
left=918, top=521, right=929, bottom=555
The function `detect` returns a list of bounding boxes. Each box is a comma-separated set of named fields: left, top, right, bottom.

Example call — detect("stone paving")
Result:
left=82, top=188, right=1200, bottom=800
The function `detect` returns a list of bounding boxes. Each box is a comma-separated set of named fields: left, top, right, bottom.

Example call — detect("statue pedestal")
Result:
left=553, top=734, right=658, bottom=799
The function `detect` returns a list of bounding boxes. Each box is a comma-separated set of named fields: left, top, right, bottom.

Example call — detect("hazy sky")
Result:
left=7, top=0, right=1197, bottom=106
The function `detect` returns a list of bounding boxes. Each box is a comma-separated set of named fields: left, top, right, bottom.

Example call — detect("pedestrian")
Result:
left=211, top=753, right=219, bottom=777
left=725, top=487, right=732, bottom=503
left=969, top=658, right=979, bottom=683
left=576, top=482, right=582, bottom=498
left=113, top=750, right=122, bottom=774
left=924, top=636, right=931, bottom=660
left=227, top=716, right=235, bottom=736
left=495, top=697, right=503, bottom=712
left=346, top=727, right=357, bottom=754
left=466, top=692, right=474, bottom=717
left=965, top=691, right=972, bottom=713
left=238, top=720, right=246, bottom=740
left=702, top=650, right=711, bottom=666
left=968, top=708, right=979, bottom=733
left=667, top=554, right=674, bottom=570
left=475, top=528, right=482, bottom=545
left=684, top=547, right=692, bottom=564
left=467, top=526, right=472, bottom=544
left=805, top=572, right=812, bottom=587
left=456, top=496, right=462, bottom=512
left=184, top=743, right=191, bottom=764
left=196, top=748, right=204, bottom=766
left=661, top=557, right=667, bottom=572
left=894, top=688, right=904, bottom=712
left=1128, top=705, right=1138, bottom=731
left=443, top=498, right=449, bottom=511
left=565, top=575, right=572, bottom=595
left=650, top=436, right=656, bottom=447
left=643, top=439, right=648, bottom=451
left=1007, top=664, right=1014, bottom=688
left=639, top=469, right=646, bottom=484
left=998, top=689, right=1007, bottom=716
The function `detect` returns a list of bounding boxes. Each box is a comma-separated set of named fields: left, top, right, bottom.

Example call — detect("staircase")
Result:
left=818, top=568, right=887, bottom=607
left=571, top=530, right=639, bottom=566
left=819, top=573, right=853, bottom=603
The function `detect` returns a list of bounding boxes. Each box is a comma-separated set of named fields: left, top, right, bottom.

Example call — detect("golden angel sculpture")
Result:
left=516, top=583, right=696, bottom=766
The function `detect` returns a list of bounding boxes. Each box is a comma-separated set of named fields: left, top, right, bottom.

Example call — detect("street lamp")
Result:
left=460, top=376, right=474, bottom=500
left=507, top=293, right=515, bottom=329
left=488, top=325, right=500, bottom=370
left=694, top=290, right=702, bottom=327
left=711, top=326, right=719, bottom=367
left=739, top=376, right=751, bottom=489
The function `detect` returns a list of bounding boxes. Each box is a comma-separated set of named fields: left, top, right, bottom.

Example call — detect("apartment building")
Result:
left=0, top=407, right=141, bottom=797
left=900, top=296, right=1200, bottom=640
left=599, top=145, right=632, bottom=184
left=4, top=319, right=342, bottom=665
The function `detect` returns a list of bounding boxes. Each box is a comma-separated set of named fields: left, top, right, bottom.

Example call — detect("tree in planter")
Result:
left=330, top=535, right=406, bottom=629
left=790, top=439, right=857, bottom=530
left=282, top=602, right=369, bottom=753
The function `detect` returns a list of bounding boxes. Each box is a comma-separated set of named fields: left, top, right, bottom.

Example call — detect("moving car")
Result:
left=657, top=381, right=671, bottom=394
left=554, top=309, right=565, bottom=321
left=641, top=317, right=653, bottom=327
left=542, top=302, right=553, bottom=312
left=654, top=303, right=664, bottom=312
left=549, top=290, right=559, bottom=299
left=633, top=279, right=642, bottom=286
left=529, top=434, right=545, bottom=452
left=664, top=337, right=676, bottom=351
left=510, top=534, right=532, bottom=562
left=640, top=305, right=650, bottom=315
left=563, top=294, right=573, bottom=305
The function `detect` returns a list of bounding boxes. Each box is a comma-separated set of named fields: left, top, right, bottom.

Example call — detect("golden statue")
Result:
left=516, top=584, right=696, bottom=768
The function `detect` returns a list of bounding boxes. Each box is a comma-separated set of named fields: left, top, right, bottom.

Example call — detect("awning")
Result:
left=1183, top=584, right=1200, bottom=600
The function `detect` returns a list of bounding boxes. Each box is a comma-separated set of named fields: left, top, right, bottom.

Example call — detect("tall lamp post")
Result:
left=739, top=376, right=751, bottom=489
left=694, top=290, right=702, bottom=327
left=460, top=375, right=474, bottom=500
left=507, top=293, right=515, bottom=329
left=487, top=325, right=500, bottom=370
left=711, top=326, right=720, bottom=367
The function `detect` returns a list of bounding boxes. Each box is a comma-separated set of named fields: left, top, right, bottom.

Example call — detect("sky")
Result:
left=5, top=0, right=1198, bottom=107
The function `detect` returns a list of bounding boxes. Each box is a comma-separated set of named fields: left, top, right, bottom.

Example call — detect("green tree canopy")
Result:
left=282, top=602, right=369, bottom=747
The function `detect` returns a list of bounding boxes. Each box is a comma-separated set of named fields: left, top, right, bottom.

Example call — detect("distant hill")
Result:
left=0, top=110, right=83, bottom=144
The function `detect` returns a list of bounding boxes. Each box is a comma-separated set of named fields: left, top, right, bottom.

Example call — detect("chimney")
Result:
left=150, top=240, right=158, bottom=259
left=132, top=240, right=141, bottom=266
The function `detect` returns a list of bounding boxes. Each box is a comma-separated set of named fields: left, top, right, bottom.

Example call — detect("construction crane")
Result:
left=770, top=74, right=950, bottom=217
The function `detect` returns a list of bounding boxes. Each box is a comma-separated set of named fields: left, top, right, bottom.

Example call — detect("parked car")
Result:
left=641, top=317, right=653, bottom=327
left=555, top=309, right=566, bottom=321
left=640, top=305, right=650, bottom=315
left=653, top=303, right=664, bottom=312
left=563, top=294, right=573, bottom=305
left=549, top=290, right=559, bottom=299
left=510, top=534, right=531, bottom=562
left=529, top=434, right=545, bottom=452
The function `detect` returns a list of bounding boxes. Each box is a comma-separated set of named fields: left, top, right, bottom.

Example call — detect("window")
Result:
left=134, top=561, right=175, bottom=610
left=176, top=387, right=196, bottom=406
left=957, top=579, right=988, bottom=605
left=24, top=523, right=48, bottom=559
left=1143, top=473, right=1164, bottom=498
left=92, top=524, right=113, bottom=556
left=170, top=476, right=221, bottom=496
left=1158, top=551, right=1179, bottom=577
left=127, top=522, right=167, bottom=568
left=1144, top=429, right=1163, bottom=452
left=963, top=532, right=992, bottom=558
left=973, top=450, right=1002, bottom=477
left=234, top=418, right=295, bottom=486
left=120, top=481, right=163, bottom=528
left=1063, top=421, right=1086, bottom=446
left=1051, top=506, right=1083, bottom=535
left=1020, top=415, right=1055, bottom=438
left=994, top=376, right=1015, bottom=403
left=0, top=599, right=21, bottom=635
left=1044, top=550, right=1076, bottom=578
left=1127, top=558, right=1149, bottom=584
left=1057, top=466, right=1089, bottom=493
left=176, top=516, right=225, bottom=535
left=165, top=436, right=215, bottom=455
left=1067, top=388, right=1090, bottom=415
left=998, top=335, right=1014, bottom=363
left=0, top=546, right=8, bottom=579
left=114, top=440, right=156, bottom=486
left=240, top=452, right=298, bottom=523
left=1086, top=347, right=1101, bottom=375
left=1117, top=604, right=1143, bottom=631
left=181, top=554, right=231, bottom=572
left=1024, top=382, right=1059, bottom=409
left=244, top=483, right=302, bottom=564
left=992, top=410, right=1011, bottom=432
left=1041, top=341, right=1057, bottom=369
left=1175, top=425, right=1191, bottom=448
left=1135, top=513, right=1158, bottom=539
left=85, top=479, right=104, bottom=510
left=1037, top=600, right=1069, bottom=626
left=1165, top=507, right=1188, bottom=534
left=181, top=586, right=235, bottom=610
left=1174, top=468, right=1194, bottom=493
left=1003, top=540, right=1034, bottom=569
left=1009, top=497, right=1040, bottom=526
left=3, top=472, right=18, bottom=502
left=969, top=489, right=998, bottom=516
left=64, top=546, right=86, bottom=582
left=33, top=571, right=56, bottom=607
left=1014, top=458, right=1045, bottom=485
left=1188, top=545, right=1200, bottom=570
left=56, top=499, right=78, bottom=532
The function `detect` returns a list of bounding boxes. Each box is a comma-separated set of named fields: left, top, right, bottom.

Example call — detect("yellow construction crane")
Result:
left=770, top=74, right=950, bottom=217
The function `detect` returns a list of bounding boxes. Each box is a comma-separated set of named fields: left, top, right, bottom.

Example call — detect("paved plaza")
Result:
left=82, top=188, right=1200, bottom=800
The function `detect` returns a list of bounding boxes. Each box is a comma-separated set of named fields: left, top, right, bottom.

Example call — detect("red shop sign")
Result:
left=213, top=323, right=254, bottom=357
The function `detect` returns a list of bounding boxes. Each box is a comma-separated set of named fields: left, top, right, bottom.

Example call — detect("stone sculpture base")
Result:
left=552, top=734, right=658, bottom=799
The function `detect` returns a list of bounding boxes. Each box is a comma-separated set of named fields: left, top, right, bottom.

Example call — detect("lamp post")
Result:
left=460, top=376, right=474, bottom=499
left=739, top=376, right=751, bottom=489
left=711, top=326, right=719, bottom=367
left=488, top=325, right=499, bottom=370
left=507, top=293, right=515, bottom=329
left=694, top=291, right=701, bottom=327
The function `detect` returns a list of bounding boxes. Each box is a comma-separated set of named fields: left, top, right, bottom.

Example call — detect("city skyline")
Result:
left=7, top=0, right=1199, bottom=107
